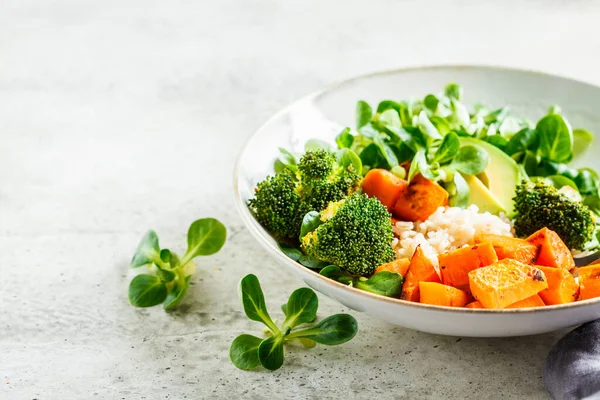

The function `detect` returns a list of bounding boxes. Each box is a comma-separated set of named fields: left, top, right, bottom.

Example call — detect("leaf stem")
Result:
left=285, top=328, right=319, bottom=340
left=179, top=253, right=193, bottom=268
left=259, top=311, right=281, bottom=335
left=152, top=254, right=169, bottom=270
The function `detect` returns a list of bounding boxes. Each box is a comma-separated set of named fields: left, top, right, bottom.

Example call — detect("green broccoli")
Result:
left=298, top=149, right=362, bottom=212
left=249, top=149, right=361, bottom=241
left=300, top=193, right=396, bottom=276
left=248, top=170, right=307, bottom=241
left=297, top=149, right=336, bottom=180
left=513, top=180, right=596, bottom=250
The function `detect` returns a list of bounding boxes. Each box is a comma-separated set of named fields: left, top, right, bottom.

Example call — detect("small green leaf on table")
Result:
left=282, top=288, right=318, bottom=329
left=239, top=274, right=278, bottom=332
left=258, top=336, right=285, bottom=371
left=131, top=230, right=161, bottom=267
left=184, top=218, right=227, bottom=261
left=287, top=314, right=358, bottom=345
left=129, top=274, right=168, bottom=307
left=230, top=334, right=263, bottom=371
left=163, top=275, right=192, bottom=310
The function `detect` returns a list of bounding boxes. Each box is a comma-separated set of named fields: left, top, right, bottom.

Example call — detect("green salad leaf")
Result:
left=448, top=172, right=470, bottom=208
left=163, top=275, right=192, bottom=310
left=536, top=114, right=573, bottom=163
left=336, top=128, right=354, bottom=149
left=356, top=100, right=372, bottom=129
left=131, top=230, right=161, bottom=268
left=230, top=274, right=358, bottom=371
left=433, top=132, right=460, bottom=164
left=337, top=148, right=363, bottom=175
left=354, top=271, right=404, bottom=297
left=128, top=274, right=168, bottom=307
left=300, top=211, right=322, bottom=239
left=286, top=314, right=358, bottom=345
left=127, top=218, right=227, bottom=310
left=282, top=288, right=318, bottom=330
left=183, top=218, right=227, bottom=262
left=450, top=145, right=489, bottom=175
left=239, top=274, right=278, bottom=332
left=573, top=129, right=594, bottom=158
left=230, top=334, right=263, bottom=370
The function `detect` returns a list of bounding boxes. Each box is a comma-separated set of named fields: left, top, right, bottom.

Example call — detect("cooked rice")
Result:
left=392, top=205, right=514, bottom=266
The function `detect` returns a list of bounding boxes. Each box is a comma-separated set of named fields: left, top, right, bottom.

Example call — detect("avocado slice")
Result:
left=459, top=137, right=520, bottom=216
left=462, top=173, right=506, bottom=215
left=476, top=171, right=490, bottom=188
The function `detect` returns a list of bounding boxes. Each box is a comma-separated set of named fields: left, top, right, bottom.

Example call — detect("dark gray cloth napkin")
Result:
left=544, top=320, right=600, bottom=399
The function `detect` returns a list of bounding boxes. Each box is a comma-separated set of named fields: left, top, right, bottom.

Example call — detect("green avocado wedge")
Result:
left=459, top=137, right=520, bottom=217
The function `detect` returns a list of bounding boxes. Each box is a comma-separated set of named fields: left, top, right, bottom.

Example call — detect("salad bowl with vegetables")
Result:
left=234, top=65, right=600, bottom=337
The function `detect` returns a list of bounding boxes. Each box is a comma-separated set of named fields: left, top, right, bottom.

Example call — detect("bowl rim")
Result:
left=233, top=63, right=600, bottom=314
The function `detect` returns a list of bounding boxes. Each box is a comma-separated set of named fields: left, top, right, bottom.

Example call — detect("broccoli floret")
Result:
left=299, top=149, right=361, bottom=212
left=298, top=149, right=335, bottom=180
left=513, top=180, right=596, bottom=250
left=248, top=171, right=308, bottom=240
left=249, top=150, right=361, bottom=241
left=300, top=193, right=396, bottom=276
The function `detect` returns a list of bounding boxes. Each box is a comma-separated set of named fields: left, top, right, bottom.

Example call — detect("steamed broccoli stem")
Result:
left=300, top=193, right=396, bottom=276
left=249, top=149, right=361, bottom=241
left=513, top=180, right=596, bottom=250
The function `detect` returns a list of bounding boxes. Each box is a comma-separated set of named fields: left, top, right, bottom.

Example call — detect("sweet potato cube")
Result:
left=465, top=301, right=484, bottom=309
left=578, top=265, right=600, bottom=301
left=419, top=282, right=469, bottom=307
left=400, top=246, right=441, bottom=302
left=439, top=242, right=498, bottom=289
left=537, top=265, right=579, bottom=305
left=468, top=259, right=548, bottom=309
left=361, top=169, right=407, bottom=212
left=506, top=294, right=545, bottom=308
left=374, top=258, right=410, bottom=276
left=392, top=175, right=448, bottom=222
left=527, top=227, right=575, bottom=270
left=474, top=234, right=538, bottom=264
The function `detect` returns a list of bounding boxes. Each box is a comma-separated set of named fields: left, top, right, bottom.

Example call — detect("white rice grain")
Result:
left=393, top=205, right=514, bottom=266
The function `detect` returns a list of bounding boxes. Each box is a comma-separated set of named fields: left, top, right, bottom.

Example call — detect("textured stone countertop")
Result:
left=3, top=0, right=600, bottom=398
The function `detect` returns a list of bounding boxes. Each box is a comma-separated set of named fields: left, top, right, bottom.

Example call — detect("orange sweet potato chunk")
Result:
left=468, top=259, right=548, bottom=309
left=392, top=175, right=448, bottom=222
left=419, top=282, right=469, bottom=307
left=439, top=242, right=498, bottom=289
left=465, top=301, right=484, bottom=309
left=527, top=227, right=575, bottom=270
left=506, top=294, right=545, bottom=308
left=361, top=169, right=408, bottom=212
left=578, top=265, right=600, bottom=301
left=474, top=234, right=538, bottom=265
left=537, top=265, right=579, bottom=305
left=400, top=246, right=441, bottom=302
left=374, top=258, right=410, bottom=276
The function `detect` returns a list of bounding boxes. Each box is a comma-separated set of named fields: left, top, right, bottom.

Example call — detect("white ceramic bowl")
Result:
left=234, top=65, right=600, bottom=337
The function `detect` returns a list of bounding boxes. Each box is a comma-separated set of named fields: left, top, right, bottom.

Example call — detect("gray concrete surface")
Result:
left=2, top=0, right=600, bottom=398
